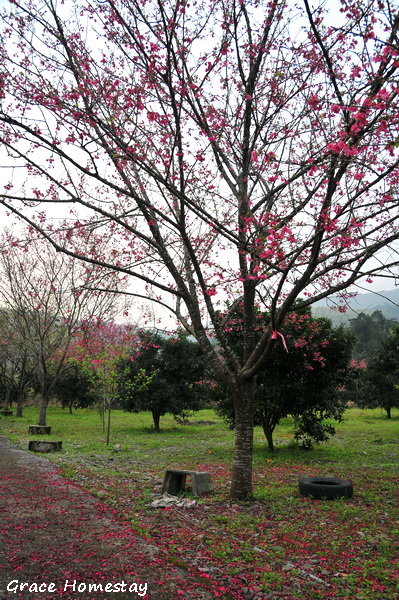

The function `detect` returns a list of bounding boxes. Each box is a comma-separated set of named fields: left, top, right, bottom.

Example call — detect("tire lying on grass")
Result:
left=299, top=477, right=353, bottom=500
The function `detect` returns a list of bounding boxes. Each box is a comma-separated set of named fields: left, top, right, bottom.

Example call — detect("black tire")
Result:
left=298, top=477, right=353, bottom=500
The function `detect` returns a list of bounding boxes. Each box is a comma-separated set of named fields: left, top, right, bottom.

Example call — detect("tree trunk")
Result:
left=106, top=404, right=111, bottom=445
left=152, top=410, right=161, bottom=432
left=261, top=418, right=275, bottom=453
left=16, top=391, right=24, bottom=418
left=260, top=410, right=279, bottom=453
left=386, top=406, right=392, bottom=419
left=3, top=387, right=11, bottom=411
left=230, top=379, right=255, bottom=501
left=38, top=395, right=49, bottom=426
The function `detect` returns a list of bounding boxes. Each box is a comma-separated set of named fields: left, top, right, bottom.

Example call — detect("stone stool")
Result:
left=161, top=469, right=212, bottom=496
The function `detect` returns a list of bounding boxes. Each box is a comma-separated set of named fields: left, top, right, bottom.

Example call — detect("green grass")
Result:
left=1, top=405, right=399, bottom=600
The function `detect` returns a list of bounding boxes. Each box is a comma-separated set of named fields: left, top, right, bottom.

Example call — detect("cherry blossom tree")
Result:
left=0, top=229, right=126, bottom=427
left=70, top=320, right=138, bottom=443
left=0, top=0, right=399, bottom=498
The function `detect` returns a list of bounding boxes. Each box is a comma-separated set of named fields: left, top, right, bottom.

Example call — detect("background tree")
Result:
left=1, top=0, right=399, bottom=498
left=69, top=320, right=137, bottom=443
left=0, top=230, right=125, bottom=427
left=0, top=307, right=35, bottom=417
left=215, top=308, right=355, bottom=451
left=53, top=360, right=100, bottom=414
left=119, top=331, right=206, bottom=431
left=356, top=326, right=399, bottom=418
left=348, top=311, right=398, bottom=360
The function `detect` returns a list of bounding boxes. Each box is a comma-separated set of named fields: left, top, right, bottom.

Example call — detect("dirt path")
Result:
left=0, top=436, right=233, bottom=600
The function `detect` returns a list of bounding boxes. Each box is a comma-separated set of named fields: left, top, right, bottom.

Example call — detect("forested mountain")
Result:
left=313, top=289, right=399, bottom=325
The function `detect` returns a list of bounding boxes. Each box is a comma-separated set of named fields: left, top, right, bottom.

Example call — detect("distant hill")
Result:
left=312, top=288, right=399, bottom=325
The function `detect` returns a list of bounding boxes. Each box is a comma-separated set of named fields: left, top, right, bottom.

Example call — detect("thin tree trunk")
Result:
left=152, top=410, right=161, bottom=432
left=261, top=417, right=275, bottom=453
left=259, top=410, right=278, bottom=453
left=3, top=387, right=11, bottom=411
left=230, top=379, right=255, bottom=501
left=38, top=395, right=48, bottom=426
left=106, top=403, right=111, bottom=445
left=16, top=391, right=24, bottom=418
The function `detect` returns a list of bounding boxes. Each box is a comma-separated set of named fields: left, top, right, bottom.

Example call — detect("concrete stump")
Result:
left=162, top=469, right=213, bottom=496
left=28, top=440, right=62, bottom=453
left=29, top=425, right=52, bottom=435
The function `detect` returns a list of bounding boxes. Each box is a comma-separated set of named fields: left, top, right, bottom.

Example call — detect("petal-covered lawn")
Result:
left=67, top=462, right=398, bottom=600
left=2, top=407, right=399, bottom=600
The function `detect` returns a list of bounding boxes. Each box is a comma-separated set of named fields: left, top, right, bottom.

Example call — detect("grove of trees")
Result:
left=348, top=311, right=399, bottom=361
left=0, top=229, right=126, bottom=426
left=1, top=0, right=399, bottom=498
left=0, top=306, right=35, bottom=418
left=352, top=325, right=399, bottom=418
